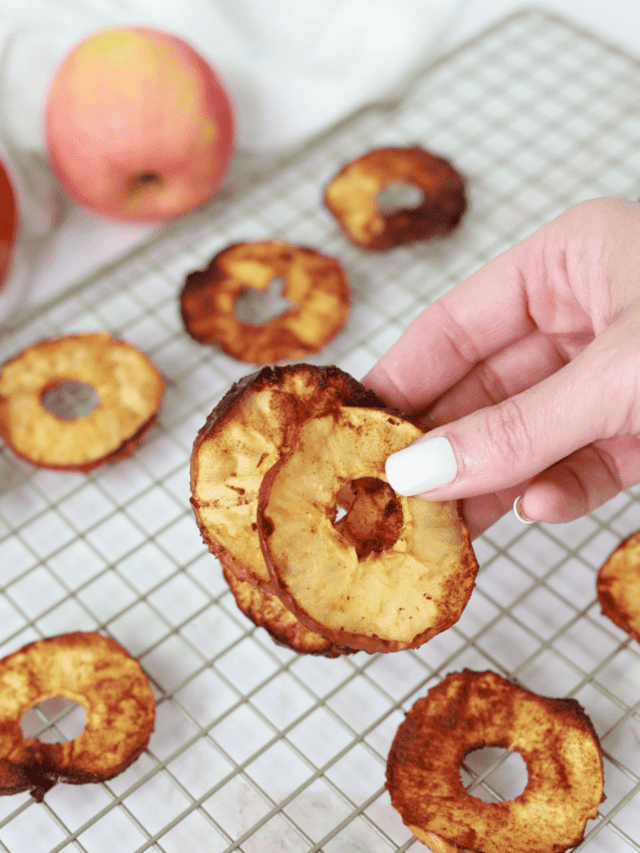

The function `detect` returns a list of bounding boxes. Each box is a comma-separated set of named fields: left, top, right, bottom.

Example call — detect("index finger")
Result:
left=362, top=230, right=543, bottom=414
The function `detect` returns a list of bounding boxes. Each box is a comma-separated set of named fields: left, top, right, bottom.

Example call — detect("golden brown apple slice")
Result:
left=324, top=146, right=466, bottom=251
left=386, top=670, right=604, bottom=853
left=0, top=632, right=155, bottom=801
left=257, top=407, right=478, bottom=653
left=0, top=333, right=164, bottom=471
left=221, top=561, right=352, bottom=657
left=597, top=530, right=640, bottom=644
left=189, top=363, right=385, bottom=591
left=180, top=240, right=351, bottom=364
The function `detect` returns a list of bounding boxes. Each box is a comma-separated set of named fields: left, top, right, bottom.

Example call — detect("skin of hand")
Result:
left=363, top=197, right=640, bottom=540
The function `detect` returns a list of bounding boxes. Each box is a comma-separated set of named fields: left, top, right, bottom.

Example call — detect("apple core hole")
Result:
left=234, top=278, right=295, bottom=325
left=21, top=697, right=87, bottom=744
left=376, top=182, right=424, bottom=212
left=335, top=504, right=348, bottom=522
left=41, top=381, right=101, bottom=421
left=334, top=477, right=403, bottom=561
left=460, top=746, right=528, bottom=803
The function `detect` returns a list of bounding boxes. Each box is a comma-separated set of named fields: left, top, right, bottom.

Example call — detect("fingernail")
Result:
left=513, top=495, right=535, bottom=524
left=386, top=435, right=457, bottom=496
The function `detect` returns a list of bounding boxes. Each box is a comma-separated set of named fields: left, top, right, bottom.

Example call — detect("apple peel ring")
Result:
left=180, top=239, right=351, bottom=364
left=256, top=406, right=478, bottom=654
left=222, top=562, right=352, bottom=658
left=0, top=332, right=165, bottom=471
left=190, top=363, right=386, bottom=592
left=0, top=631, right=155, bottom=801
left=386, top=669, right=605, bottom=853
left=597, top=530, right=640, bottom=644
left=324, top=146, right=466, bottom=251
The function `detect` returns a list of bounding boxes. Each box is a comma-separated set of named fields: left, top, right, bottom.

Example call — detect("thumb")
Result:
left=385, top=328, right=637, bottom=500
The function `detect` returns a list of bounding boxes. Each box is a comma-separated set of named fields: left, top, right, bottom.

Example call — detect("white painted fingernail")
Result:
left=385, top=436, right=457, bottom=496
left=513, top=495, right=535, bottom=524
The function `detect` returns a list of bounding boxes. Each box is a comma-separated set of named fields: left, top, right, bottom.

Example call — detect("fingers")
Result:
left=363, top=200, right=609, bottom=414
left=459, top=486, right=525, bottom=541
left=363, top=253, right=535, bottom=413
left=459, top=435, right=640, bottom=539
left=365, top=198, right=640, bottom=536
left=516, top=436, right=640, bottom=524
left=424, top=329, right=567, bottom=427
left=385, top=319, right=639, bottom=502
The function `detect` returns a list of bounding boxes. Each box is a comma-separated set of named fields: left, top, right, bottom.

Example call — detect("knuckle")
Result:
left=483, top=398, right=535, bottom=469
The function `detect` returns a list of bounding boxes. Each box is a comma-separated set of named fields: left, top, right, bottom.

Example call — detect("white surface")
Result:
left=453, top=0, right=640, bottom=56
left=3, top=1, right=640, bottom=319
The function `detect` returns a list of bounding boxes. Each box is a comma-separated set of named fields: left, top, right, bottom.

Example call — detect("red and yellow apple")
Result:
left=44, top=26, right=235, bottom=222
left=0, top=157, right=17, bottom=290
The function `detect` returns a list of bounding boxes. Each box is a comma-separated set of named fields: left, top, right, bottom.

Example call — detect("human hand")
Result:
left=363, top=197, right=640, bottom=540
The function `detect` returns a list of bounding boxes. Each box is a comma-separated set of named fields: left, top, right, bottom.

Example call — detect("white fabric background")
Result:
left=0, top=0, right=465, bottom=319
left=4, top=1, right=640, bottom=320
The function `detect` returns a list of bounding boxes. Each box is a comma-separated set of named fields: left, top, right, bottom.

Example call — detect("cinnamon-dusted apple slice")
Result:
left=597, top=530, right=640, bottom=644
left=0, top=632, right=155, bottom=801
left=386, top=670, right=604, bottom=853
left=0, top=333, right=164, bottom=471
left=222, top=561, right=352, bottom=657
left=189, top=363, right=385, bottom=591
left=180, top=240, right=351, bottom=364
left=257, top=407, right=478, bottom=653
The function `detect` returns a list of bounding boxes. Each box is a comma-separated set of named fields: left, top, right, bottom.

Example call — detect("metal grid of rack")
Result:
left=1, top=8, right=640, bottom=851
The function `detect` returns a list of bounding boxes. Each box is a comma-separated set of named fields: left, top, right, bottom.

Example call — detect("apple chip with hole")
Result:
left=0, top=632, right=155, bottom=801
left=180, top=240, right=351, bottom=364
left=386, top=670, right=604, bottom=853
left=0, top=333, right=164, bottom=471
left=189, top=363, right=385, bottom=591
left=257, top=407, right=478, bottom=653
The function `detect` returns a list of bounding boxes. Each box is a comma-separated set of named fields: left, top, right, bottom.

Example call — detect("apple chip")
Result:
left=0, top=632, right=155, bottom=801
left=180, top=240, right=351, bottom=363
left=257, top=407, right=478, bottom=653
left=189, top=363, right=385, bottom=591
left=597, top=530, right=640, bottom=644
left=324, top=146, right=466, bottom=251
left=0, top=332, right=164, bottom=471
left=386, top=670, right=604, bottom=853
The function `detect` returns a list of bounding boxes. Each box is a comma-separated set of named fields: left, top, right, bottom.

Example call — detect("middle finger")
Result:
left=423, top=329, right=568, bottom=428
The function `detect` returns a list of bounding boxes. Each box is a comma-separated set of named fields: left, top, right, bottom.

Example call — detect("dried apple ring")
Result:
left=222, top=562, right=351, bottom=657
left=386, top=669, right=604, bottom=853
left=0, top=332, right=164, bottom=471
left=180, top=239, right=351, bottom=364
left=597, top=530, right=640, bottom=643
left=0, top=632, right=155, bottom=801
left=190, top=363, right=385, bottom=591
left=257, top=406, right=478, bottom=653
left=324, top=146, right=466, bottom=251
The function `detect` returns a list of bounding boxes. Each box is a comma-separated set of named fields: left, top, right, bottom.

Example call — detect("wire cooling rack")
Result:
left=1, top=8, right=640, bottom=852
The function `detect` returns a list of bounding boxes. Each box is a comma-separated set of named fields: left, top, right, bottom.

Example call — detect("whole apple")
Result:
left=44, top=26, right=235, bottom=222
left=0, top=158, right=17, bottom=290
